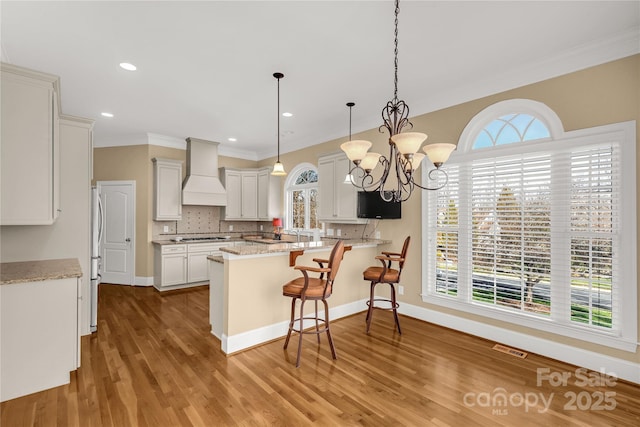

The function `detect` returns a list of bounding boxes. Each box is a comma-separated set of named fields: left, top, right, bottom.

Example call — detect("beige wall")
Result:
left=94, top=55, right=639, bottom=363
left=93, top=144, right=151, bottom=279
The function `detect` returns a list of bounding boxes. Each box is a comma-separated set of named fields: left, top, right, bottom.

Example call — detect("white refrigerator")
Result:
left=90, top=187, right=103, bottom=332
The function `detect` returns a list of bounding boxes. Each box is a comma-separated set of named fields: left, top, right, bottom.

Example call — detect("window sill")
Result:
left=421, top=292, right=637, bottom=353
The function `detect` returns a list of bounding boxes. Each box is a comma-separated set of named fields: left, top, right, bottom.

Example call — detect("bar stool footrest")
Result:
left=366, top=297, right=400, bottom=311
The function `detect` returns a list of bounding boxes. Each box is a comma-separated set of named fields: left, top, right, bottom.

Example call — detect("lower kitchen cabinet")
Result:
left=154, top=244, right=187, bottom=289
left=1, top=274, right=79, bottom=402
left=154, top=242, right=229, bottom=290
left=188, top=248, right=213, bottom=283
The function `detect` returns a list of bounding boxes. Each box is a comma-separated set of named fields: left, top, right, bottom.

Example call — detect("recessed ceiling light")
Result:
left=101, top=112, right=114, bottom=118
left=228, top=137, right=237, bottom=142
left=282, top=112, right=293, bottom=117
left=119, top=62, right=137, bottom=71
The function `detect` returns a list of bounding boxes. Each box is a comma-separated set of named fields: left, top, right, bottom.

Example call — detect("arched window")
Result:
left=472, top=113, right=550, bottom=149
left=285, top=163, right=319, bottom=231
left=422, top=99, right=636, bottom=352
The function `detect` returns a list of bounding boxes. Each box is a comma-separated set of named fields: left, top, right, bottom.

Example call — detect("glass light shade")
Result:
left=343, top=173, right=353, bottom=184
left=340, top=140, right=372, bottom=162
left=271, top=161, right=287, bottom=176
left=360, top=152, right=381, bottom=172
left=423, top=143, right=456, bottom=167
left=405, top=152, right=426, bottom=171
left=391, top=132, right=427, bottom=155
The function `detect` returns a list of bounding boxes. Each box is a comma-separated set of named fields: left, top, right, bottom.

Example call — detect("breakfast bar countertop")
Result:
left=0, top=258, right=82, bottom=285
left=220, top=238, right=390, bottom=257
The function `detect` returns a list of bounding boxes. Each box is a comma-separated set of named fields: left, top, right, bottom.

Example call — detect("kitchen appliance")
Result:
left=90, top=187, right=104, bottom=332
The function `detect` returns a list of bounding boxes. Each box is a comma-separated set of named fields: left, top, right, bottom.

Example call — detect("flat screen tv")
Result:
left=357, top=191, right=401, bottom=219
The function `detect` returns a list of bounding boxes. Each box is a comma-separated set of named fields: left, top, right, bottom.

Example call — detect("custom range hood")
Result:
left=182, top=137, right=227, bottom=206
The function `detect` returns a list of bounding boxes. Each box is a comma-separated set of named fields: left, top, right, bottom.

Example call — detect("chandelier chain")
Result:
left=393, top=0, right=399, bottom=101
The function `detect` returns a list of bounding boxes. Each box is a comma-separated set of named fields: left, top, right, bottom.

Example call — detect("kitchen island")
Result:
left=208, top=239, right=390, bottom=354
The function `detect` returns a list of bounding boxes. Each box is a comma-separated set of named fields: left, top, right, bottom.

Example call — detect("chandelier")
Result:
left=340, top=0, right=456, bottom=203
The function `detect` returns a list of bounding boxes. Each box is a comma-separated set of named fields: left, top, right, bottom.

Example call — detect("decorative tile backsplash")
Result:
left=152, top=206, right=380, bottom=240
left=177, top=205, right=220, bottom=234
left=152, top=206, right=272, bottom=240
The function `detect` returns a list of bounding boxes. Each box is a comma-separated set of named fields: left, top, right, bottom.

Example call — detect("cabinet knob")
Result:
left=125, top=238, right=131, bottom=242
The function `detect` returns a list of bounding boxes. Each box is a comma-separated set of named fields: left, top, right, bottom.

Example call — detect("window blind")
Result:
left=432, top=143, right=620, bottom=331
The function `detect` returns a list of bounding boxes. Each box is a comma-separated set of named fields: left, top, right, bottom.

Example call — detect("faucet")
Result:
left=284, top=229, right=301, bottom=242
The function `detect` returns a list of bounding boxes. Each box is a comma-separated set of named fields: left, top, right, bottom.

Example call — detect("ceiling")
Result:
left=2, top=1, right=638, bottom=160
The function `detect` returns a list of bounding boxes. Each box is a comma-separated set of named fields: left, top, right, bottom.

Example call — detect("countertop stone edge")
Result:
left=0, top=258, right=82, bottom=285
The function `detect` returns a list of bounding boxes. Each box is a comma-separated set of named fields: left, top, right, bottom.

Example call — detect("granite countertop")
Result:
left=0, top=258, right=82, bottom=285
left=221, top=239, right=390, bottom=256
left=152, top=238, right=240, bottom=246
left=207, top=255, right=225, bottom=264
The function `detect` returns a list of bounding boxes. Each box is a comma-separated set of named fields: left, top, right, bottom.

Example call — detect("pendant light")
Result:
left=271, top=72, right=287, bottom=176
left=341, top=102, right=371, bottom=184
left=340, top=0, right=456, bottom=202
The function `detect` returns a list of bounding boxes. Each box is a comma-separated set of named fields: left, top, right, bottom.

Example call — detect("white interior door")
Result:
left=98, top=181, right=135, bottom=285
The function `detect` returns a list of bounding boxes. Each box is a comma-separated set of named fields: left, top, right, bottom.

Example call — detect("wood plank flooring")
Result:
left=2, top=284, right=639, bottom=426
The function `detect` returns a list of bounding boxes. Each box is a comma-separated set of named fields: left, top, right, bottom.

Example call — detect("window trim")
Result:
left=422, top=110, right=637, bottom=352
left=284, top=162, right=319, bottom=232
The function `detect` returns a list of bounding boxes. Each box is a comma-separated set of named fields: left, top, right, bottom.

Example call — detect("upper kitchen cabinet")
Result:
left=220, top=167, right=281, bottom=221
left=1, top=63, right=60, bottom=225
left=152, top=158, right=183, bottom=221
left=318, top=152, right=365, bottom=224
left=257, top=167, right=282, bottom=221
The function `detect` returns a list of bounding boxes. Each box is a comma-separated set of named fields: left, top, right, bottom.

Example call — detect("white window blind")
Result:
left=468, top=154, right=552, bottom=316
left=568, top=145, right=618, bottom=329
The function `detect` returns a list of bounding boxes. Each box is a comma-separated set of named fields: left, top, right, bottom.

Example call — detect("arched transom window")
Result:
left=472, top=113, right=550, bottom=149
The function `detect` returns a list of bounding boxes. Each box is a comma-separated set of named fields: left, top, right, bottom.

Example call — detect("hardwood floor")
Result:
left=2, top=284, right=639, bottom=426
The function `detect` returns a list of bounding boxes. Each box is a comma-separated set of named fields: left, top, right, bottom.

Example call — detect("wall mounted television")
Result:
left=357, top=191, right=402, bottom=219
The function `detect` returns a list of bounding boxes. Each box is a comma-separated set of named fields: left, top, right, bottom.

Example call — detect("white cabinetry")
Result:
left=187, top=242, right=228, bottom=283
left=258, top=167, right=282, bottom=220
left=1, top=63, right=60, bottom=225
left=1, top=277, right=79, bottom=402
left=221, top=167, right=281, bottom=221
left=152, top=158, right=183, bottom=221
left=221, top=169, right=242, bottom=219
left=241, top=172, right=258, bottom=219
left=318, top=152, right=365, bottom=223
left=154, top=242, right=229, bottom=290
left=155, top=244, right=188, bottom=288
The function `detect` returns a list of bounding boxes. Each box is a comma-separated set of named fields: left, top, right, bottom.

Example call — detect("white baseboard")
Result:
left=221, top=299, right=367, bottom=355
left=135, top=276, right=154, bottom=287
left=399, top=302, right=640, bottom=385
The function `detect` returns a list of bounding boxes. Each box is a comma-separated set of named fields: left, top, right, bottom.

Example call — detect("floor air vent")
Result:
left=492, top=344, right=528, bottom=359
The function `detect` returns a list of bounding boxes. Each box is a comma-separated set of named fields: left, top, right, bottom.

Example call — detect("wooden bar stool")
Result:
left=282, top=240, right=346, bottom=368
left=362, top=236, right=410, bottom=334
